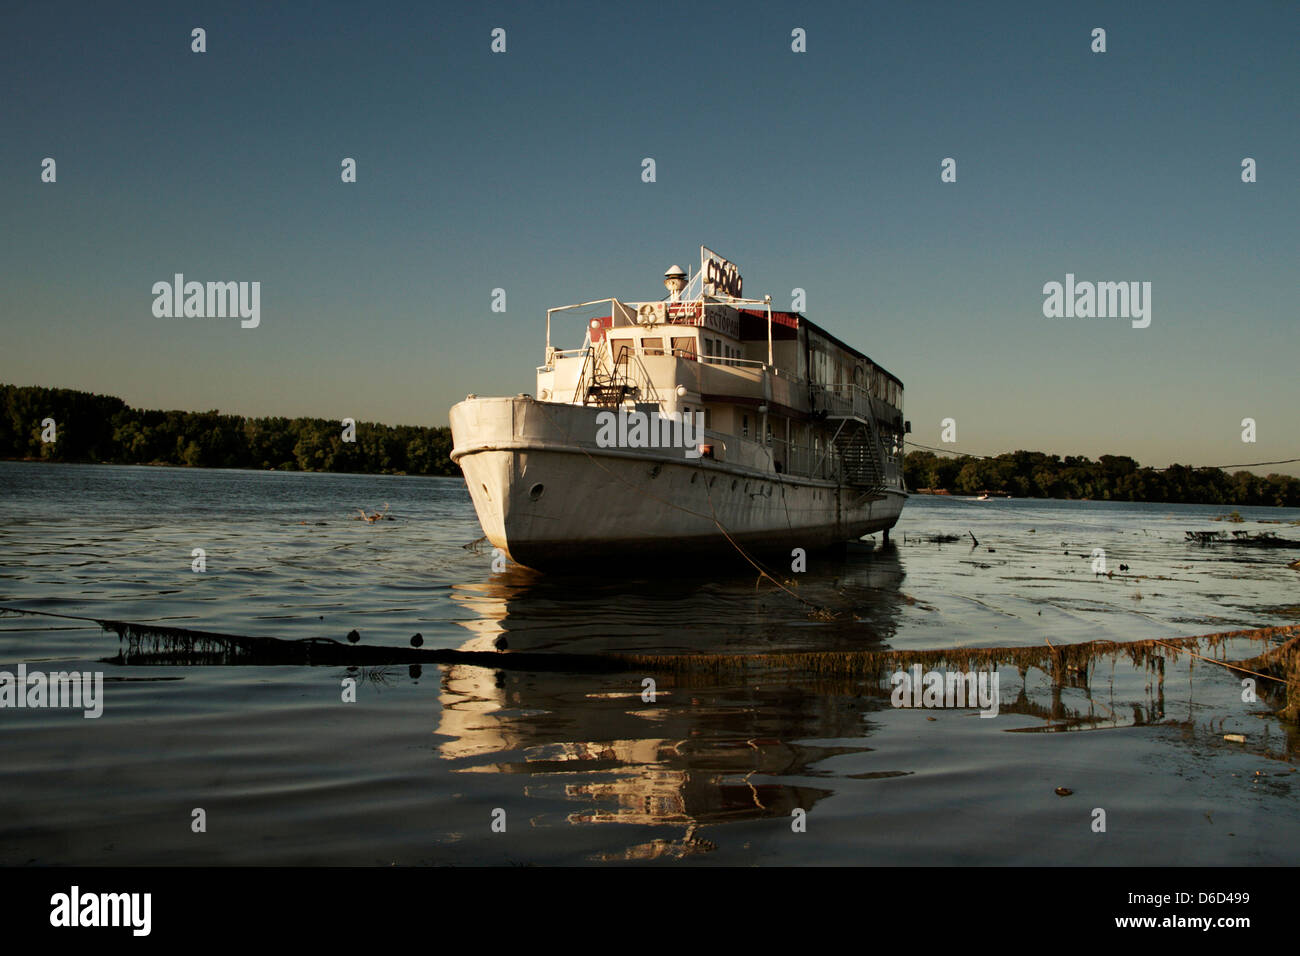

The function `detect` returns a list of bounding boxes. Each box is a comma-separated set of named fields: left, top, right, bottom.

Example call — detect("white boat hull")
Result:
left=451, top=397, right=906, bottom=570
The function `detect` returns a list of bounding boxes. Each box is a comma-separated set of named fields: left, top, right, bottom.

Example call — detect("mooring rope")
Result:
left=1152, top=639, right=1292, bottom=686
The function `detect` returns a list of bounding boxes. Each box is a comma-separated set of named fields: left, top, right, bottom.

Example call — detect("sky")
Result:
left=2, top=0, right=1296, bottom=473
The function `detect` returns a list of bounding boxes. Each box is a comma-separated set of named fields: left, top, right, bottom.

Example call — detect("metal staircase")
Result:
left=580, top=341, right=636, bottom=407
left=579, top=339, right=663, bottom=409
left=831, top=419, right=887, bottom=495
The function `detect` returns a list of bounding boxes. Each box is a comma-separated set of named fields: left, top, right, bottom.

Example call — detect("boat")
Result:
left=449, top=247, right=909, bottom=571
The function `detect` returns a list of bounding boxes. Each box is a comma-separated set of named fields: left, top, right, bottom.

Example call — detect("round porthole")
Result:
left=529, top=483, right=544, bottom=501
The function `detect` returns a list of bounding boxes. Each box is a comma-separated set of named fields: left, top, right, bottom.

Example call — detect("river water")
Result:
left=1, top=461, right=1297, bottom=865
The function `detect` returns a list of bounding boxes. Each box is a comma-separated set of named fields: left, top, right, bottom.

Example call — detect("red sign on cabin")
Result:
left=588, top=316, right=611, bottom=343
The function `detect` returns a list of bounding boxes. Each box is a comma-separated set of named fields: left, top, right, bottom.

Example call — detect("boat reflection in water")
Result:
left=436, top=542, right=904, bottom=858
left=432, top=543, right=1297, bottom=860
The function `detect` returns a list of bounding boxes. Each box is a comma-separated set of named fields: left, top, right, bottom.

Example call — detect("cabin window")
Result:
left=813, top=349, right=830, bottom=384
left=642, top=337, right=664, bottom=356
left=672, top=336, right=696, bottom=359
left=742, top=414, right=749, bottom=439
left=610, top=338, right=632, bottom=364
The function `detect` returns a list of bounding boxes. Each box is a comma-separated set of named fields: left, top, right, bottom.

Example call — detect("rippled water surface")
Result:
left=2, top=461, right=1298, bottom=865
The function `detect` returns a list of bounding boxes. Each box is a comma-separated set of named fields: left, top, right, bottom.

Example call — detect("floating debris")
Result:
left=1185, top=530, right=1300, bottom=548
left=1212, top=511, right=1246, bottom=523
left=2, top=607, right=1297, bottom=725
left=1224, top=733, right=1246, bottom=743
left=355, top=503, right=392, bottom=523
left=1055, top=787, right=1073, bottom=796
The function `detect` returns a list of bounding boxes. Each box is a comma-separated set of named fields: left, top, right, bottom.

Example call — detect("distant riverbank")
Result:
left=904, top=449, right=1300, bottom=508
left=4, top=383, right=1297, bottom=506
left=1, top=383, right=456, bottom=477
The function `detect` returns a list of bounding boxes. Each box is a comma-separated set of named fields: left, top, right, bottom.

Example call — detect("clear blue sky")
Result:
left=2, top=0, right=1296, bottom=473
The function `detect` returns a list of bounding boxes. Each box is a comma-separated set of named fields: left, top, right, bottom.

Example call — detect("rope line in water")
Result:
left=1151, top=639, right=1291, bottom=686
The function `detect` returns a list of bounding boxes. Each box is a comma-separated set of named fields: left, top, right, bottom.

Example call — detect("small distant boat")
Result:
left=977, top=494, right=992, bottom=501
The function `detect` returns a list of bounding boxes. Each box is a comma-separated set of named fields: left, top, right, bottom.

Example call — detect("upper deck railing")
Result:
left=545, top=292, right=777, bottom=359
left=543, top=345, right=798, bottom=381
left=813, top=382, right=905, bottom=418
left=542, top=297, right=900, bottom=409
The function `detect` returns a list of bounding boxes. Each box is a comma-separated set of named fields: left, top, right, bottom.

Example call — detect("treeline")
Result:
left=5, top=384, right=1297, bottom=504
left=904, top=450, right=1300, bottom=507
left=0, top=384, right=457, bottom=476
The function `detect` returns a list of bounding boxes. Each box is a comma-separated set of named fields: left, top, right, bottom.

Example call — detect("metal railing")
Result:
left=813, top=382, right=901, bottom=419
left=698, top=354, right=766, bottom=370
